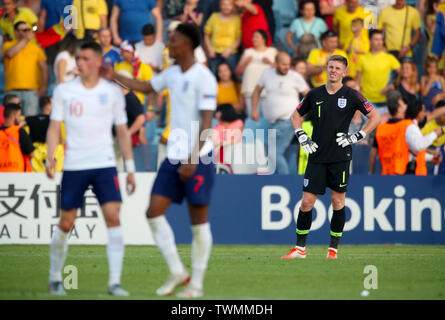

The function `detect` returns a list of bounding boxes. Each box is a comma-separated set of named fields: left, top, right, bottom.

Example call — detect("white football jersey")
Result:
left=150, top=63, right=217, bottom=161
left=51, top=78, right=127, bottom=170
left=258, top=68, right=309, bottom=123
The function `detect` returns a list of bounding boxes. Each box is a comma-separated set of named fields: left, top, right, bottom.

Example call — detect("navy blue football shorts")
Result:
left=60, top=167, right=122, bottom=210
left=151, top=154, right=215, bottom=206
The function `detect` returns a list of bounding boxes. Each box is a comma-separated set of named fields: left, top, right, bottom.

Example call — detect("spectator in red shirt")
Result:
left=254, top=0, right=275, bottom=42
left=235, top=0, right=271, bottom=49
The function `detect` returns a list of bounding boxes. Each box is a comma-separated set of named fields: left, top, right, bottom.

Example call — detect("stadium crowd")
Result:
left=0, top=0, right=445, bottom=175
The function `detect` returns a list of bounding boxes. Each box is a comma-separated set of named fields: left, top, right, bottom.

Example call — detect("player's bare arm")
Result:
left=115, top=124, right=136, bottom=194
left=45, top=119, right=62, bottom=179
left=101, top=64, right=154, bottom=94
left=361, top=109, right=381, bottom=136
left=290, top=107, right=305, bottom=130
left=178, top=110, right=214, bottom=181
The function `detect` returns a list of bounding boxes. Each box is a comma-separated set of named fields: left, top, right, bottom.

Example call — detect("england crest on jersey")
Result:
left=99, top=93, right=108, bottom=105
left=338, top=98, right=347, bottom=109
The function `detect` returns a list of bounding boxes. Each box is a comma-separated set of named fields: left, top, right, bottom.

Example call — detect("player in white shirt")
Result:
left=45, top=42, right=136, bottom=297
left=251, top=52, right=310, bottom=174
left=102, top=23, right=217, bottom=298
left=135, top=24, right=165, bottom=74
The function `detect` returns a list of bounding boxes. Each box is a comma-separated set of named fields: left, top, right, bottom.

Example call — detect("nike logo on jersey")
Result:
left=339, top=183, right=347, bottom=187
left=316, top=101, right=324, bottom=105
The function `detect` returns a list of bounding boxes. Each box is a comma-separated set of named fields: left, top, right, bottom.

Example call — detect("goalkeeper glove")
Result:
left=336, top=130, right=366, bottom=148
left=295, top=128, right=318, bottom=154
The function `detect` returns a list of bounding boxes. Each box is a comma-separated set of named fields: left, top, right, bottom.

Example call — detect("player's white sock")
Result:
left=190, top=222, right=212, bottom=290
left=107, top=226, right=125, bottom=287
left=49, top=226, right=69, bottom=282
left=148, top=215, right=185, bottom=275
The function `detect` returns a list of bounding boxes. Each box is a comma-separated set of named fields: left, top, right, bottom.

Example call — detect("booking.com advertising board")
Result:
left=170, top=175, right=445, bottom=245
left=0, top=173, right=444, bottom=245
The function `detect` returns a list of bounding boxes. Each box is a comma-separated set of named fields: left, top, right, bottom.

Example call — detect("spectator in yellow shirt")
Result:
left=306, top=30, right=348, bottom=88
left=355, top=29, right=401, bottom=117
left=0, top=0, right=38, bottom=41
left=421, top=101, right=445, bottom=148
left=115, top=40, right=154, bottom=146
left=216, top=61, right=244, bottom=112
left=204, top=0, right=242, bottom=75
left=333, top=0, right=375, bottom=50
left=344, top=18, right=369, bottom=79
left=115, top=41, right=154, bottom=107
left=377, top=0, right=422, bottom=60
left=71, top=0, right=108, bottom=41
left=2, top=21, right=48, bottom=117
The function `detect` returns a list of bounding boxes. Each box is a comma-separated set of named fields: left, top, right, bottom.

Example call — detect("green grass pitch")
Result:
left=0, top=244, right=444, bottom=300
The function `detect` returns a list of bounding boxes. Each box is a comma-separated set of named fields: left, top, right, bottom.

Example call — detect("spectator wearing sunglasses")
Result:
left=0, top=0, right=38, bottom=41
left=2, top=21, right=48, bottom=117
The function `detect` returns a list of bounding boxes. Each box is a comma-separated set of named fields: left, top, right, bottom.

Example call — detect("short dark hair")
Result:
left=58, top=32, right=78, bottom=56
left=4, top=103, right=21, bottom=119
left=216, top=104, right=243, bottom=123
left=342, top=76, right=355, bottom=84
left=39, top=96, right=52, bottom=111
left=320, top=30, right=338, bottom=41
left=386, top=90, right=403, bottom=116
left=424, top=55, right=439, bottom=69
left=80, top=41, right=103, bottom=56
left=351, top=17, right=364, bottom=25
left=328, top=55, right=348, bottom=68
left=369, top=29, right=383, bottom=40
left=300, top=0, right=316, bottom=11
left=291, top=57, right=306, bottom=68
left=142, top=24, right=155, bottom=36
left=176, top=23, right=201, bottom=49
left=2, top=93, right=19, bottom=106
left=215, top=61, right=238, bottom=83
left=405, top=99, right=423, bottom=120
left=254, top=29, right=268, bottom=44
left=14, top=21, right=27, bottom=31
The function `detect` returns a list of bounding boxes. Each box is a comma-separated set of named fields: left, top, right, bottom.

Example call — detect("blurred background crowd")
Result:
left=0, top=0, right=444, bottom=176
